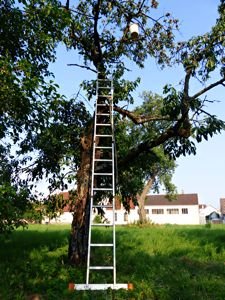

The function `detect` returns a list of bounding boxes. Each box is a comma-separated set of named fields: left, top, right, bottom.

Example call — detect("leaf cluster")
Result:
left=176, top=1, right=225, bottom=81
left=65, top=0, right=179, bottom=73
left=115, top=92, right=176, bottom=201
left=0, top=154, right=31, bottom=234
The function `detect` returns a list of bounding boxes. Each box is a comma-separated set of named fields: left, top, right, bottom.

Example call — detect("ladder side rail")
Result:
left=109, top=79, right=116, bottom=285
left=112, top=133, right=116, bottom=285
left=86, top=100, right=99, bottom=285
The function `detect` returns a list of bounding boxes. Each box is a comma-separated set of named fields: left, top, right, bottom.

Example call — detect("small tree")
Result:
left=44, top=193, right=68, bottom=223
left=0, top=155, right=30, bottom=233
left=23, top=202, right=45, bottom=224
left=115, top=92, right=177, bottom=223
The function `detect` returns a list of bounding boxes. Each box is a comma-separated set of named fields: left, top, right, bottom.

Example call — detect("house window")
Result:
left=152, top=209, right=164, bottom=214
left=124, top=212, right=128, bottom=222
left=167, top=208, right=179, bottom=214
left=145, top=209, right=149, bottom=214
left=115, top=213, right=117, bottom=221
left=182, top=208, right=188, bottom=214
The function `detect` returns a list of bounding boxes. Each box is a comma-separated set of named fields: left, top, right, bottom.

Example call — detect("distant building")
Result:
left=143, top=193, right=200, bottom=225
left=43, top=192, right=218, bottom=226
left=42, top=191, right=73, bottom=224
left=99, top=193, right=200, bottom=225
left=199, top=204, right=221, bottom=224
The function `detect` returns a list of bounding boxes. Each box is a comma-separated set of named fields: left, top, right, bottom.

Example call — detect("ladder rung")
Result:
left=90, top=243, right=113, bottom=247
left=91, top=223, right=113, bottom=227
left=89, top=266, right=114, bottom=270
left=92, top=204, right=113, bottom=208
left=94, top=173, right=113, bottom=175
left=94, top=158, right=112, bottom=161
left=96, top=113, right=110, bottom=116
left=96, top=123, right=111, bottom=126
left=95, top=146, right=112, bottom=149
left=97, top=103, right=110, bottom=106
left=93, top=188, right=113, bottom=191
left=95, top=134, right=112, bottom=137
left=97, top=79, right=112, bottom=81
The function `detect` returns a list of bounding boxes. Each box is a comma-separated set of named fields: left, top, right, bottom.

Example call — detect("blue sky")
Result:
left=50, top=0, right=224, bottom=208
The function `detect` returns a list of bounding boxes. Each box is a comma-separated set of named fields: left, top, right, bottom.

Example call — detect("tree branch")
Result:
left=67, top=63, right=97, bottom=73
left=92, top=0, right=103, bottom=70
left=114, top=105, right=170, bottom=124
left=183, top=69, right=191, bottom=99
left=119, top=117, right=189, bottom=167
left=192, top=77, right=225, bottom=99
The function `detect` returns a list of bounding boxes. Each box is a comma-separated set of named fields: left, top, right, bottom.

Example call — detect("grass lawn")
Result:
left=1, top=224, right=225, bottom=299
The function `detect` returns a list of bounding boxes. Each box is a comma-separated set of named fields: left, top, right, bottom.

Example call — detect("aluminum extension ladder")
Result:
left=72, top=77, right=129, bottom=291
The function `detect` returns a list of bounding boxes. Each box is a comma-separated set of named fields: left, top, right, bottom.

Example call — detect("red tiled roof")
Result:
left=62, top=204, right=73, bottom=213
left=53, top=191, right=74, bottom=212
left=60, top=191, right=69, bottom=200
left=145, top=193, right=198, bottom=206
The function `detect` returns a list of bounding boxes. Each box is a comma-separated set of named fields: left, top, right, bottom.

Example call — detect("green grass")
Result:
left=1, top=224, right=225, bottom=299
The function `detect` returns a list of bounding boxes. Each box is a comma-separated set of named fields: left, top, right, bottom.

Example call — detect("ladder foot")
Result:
left=70, top=283, right=131, bottom=290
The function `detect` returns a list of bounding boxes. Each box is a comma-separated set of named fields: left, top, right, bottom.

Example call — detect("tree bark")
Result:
left=68, top=134, right=92, bottom=265
left=137, top=177, right=155, bottom=223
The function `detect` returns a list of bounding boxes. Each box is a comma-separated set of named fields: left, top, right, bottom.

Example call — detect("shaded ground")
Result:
left=1, top=224, right=225, bottom=299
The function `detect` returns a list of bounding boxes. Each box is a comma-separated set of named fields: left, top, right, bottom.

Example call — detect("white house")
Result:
left=103, top=193, right=200, bottom=225
left=144, top=194, right=200, bottom=225
left=104, top=198, right=138, bottom=225
left=45, top=192, right=201, bottom=225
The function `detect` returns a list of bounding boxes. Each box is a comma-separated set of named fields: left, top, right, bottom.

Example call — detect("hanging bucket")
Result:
left=129, top=23, right=139, bottom=39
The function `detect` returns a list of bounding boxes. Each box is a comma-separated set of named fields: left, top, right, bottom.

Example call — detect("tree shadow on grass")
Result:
left=0, top=227, right=86, bottom=300
left=0, top=227, right=70, bottom=253
left=1, top=226, right=225, bottom=299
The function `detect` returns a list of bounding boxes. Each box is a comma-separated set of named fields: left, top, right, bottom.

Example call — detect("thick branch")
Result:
left=192, top=77, right=225, bottom=99
left=92, top=0, right=103, bottom=69
left=137, top=176, right=155, bottom=223
left=119, top=119, right=186, bottom=167
left=183, top=69, right=191, bottom=99
left=114, top=105, right=170, bottom=124
left=180, top=70, right=192, bottom=133
left=138, top=177, right=155, bottom=199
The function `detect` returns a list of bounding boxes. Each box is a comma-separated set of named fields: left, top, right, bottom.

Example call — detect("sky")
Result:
left=49, top=0, right=224, bottom=208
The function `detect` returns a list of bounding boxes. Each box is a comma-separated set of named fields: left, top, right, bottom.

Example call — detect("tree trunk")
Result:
left=137, top=177, right=155, bottom=223
left=68, top=70, right=109, bottom=265
left=68, top=134, right=92, bottom=265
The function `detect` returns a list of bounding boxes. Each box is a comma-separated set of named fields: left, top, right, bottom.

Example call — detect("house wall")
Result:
left=145, top=205, right=200, bottom=225
left=57, top=212, right=73, bottom=223
left=42, top=212, right=73, bottom=224
left=104, top=207, right=139, bottom=225
left=104, top=204, right=200, bottom=225
left=42, top=202, right=201, bottom=225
